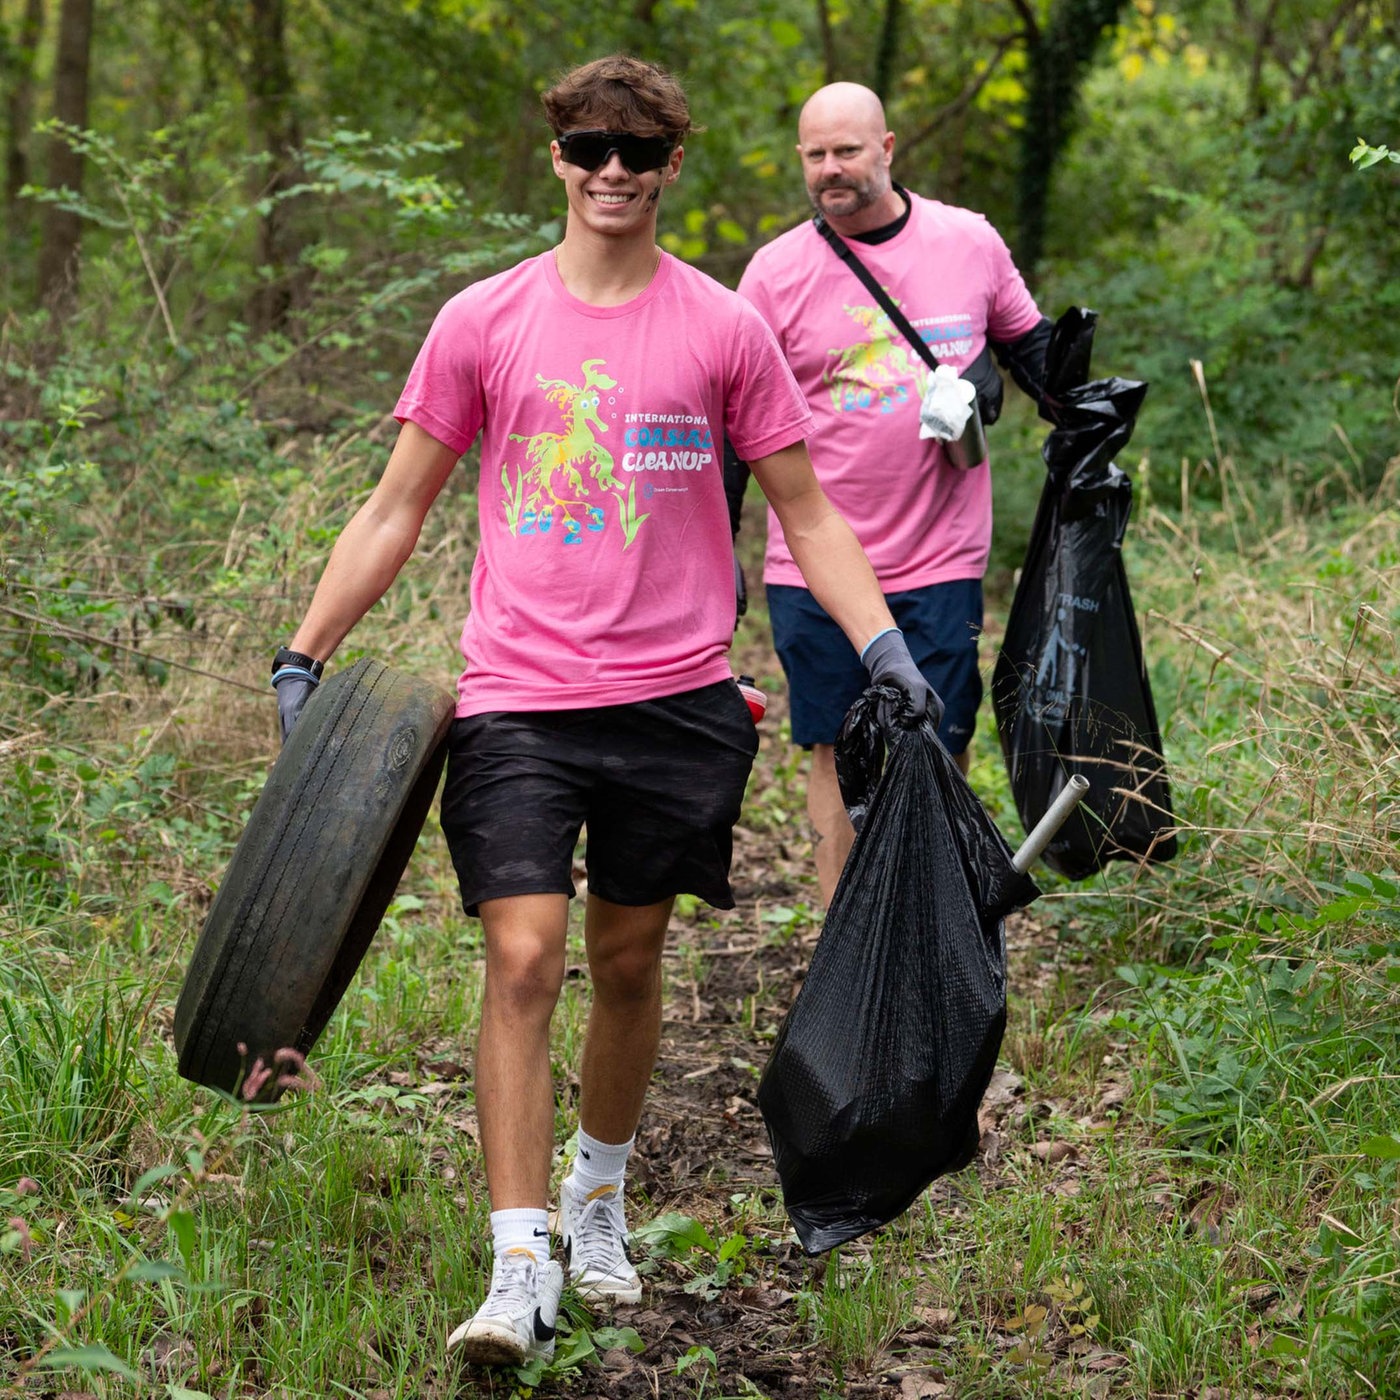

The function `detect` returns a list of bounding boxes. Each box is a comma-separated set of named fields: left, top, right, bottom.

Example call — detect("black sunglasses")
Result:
left=557, top=129, right=676, bottom=174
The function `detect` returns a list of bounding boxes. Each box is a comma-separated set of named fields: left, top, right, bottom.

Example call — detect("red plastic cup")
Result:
left=736, top=674, right=767, bottom=724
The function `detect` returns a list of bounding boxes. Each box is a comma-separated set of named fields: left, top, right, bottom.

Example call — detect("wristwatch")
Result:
left=271, top=646, right=325, bottom=680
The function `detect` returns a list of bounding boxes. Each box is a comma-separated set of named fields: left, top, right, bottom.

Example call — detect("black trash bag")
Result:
left=992, top=306, right=1177, bottom=881
left=757, top=687, right=1040, bottom=1254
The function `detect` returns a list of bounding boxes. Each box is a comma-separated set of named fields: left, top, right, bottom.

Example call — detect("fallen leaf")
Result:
left=1029, top=1140, right=1078, bottom=1164
left=444, top=1108, right=479, bottom=1141
left=912, top=1306, right=954, bottom=1333
left=737, top=1285, right=793, bottom=1309
left=900, top=1376, right=948, bottom=1398
left=1245, top=1283, right=1279, bottom=1313
left=422, top=1058, right=470, bottom=1080
left=1098, top=1082, right=1129, bottom=1111
left=1082, top=1350, right=1129, bottom=1371
left=980, top=1068, right=1023, bottom=1112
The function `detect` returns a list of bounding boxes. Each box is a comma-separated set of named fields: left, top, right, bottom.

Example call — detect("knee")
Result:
left=487, top=938, right=564, bottom=1016
left=589, top=942, right=662, bottom=1005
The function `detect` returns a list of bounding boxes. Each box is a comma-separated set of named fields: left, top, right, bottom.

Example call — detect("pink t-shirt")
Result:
left=395, top=250, right=814, bottom=716
left=737, top=195, right=1041, bottom=592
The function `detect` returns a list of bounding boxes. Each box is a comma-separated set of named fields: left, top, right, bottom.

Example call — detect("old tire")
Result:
left=174, top=657, right=456, bottom=1096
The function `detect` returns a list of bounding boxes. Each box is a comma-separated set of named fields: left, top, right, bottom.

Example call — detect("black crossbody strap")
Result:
left=814, top=215, right=941, bottom=375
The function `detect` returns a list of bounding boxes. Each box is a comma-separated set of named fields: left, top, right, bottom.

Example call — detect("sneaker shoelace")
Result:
left=572, top=1189, right=629, bottom=1272
left=481, top=1251, right=540, bottom=1316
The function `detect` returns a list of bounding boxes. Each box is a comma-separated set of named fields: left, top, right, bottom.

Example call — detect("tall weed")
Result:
left=1076, top=454, right=1400, bottom=1384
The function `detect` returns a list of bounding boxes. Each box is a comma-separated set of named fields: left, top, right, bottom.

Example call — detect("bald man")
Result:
left=729, top=82, right=1053, bottom=904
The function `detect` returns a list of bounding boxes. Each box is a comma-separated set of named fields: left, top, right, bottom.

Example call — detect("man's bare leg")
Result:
left=577, top=893, right=673, bottom=1141
left=476, top=893, right=570, bottom=1208
left=808, top=743, right=854, bottom=908
left=809, top=740, right=970, bottom=905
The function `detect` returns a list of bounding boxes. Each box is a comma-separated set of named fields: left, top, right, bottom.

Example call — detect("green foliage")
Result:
left=514, top=1308, right=645, bottom=1387
left=1058, top=465, right=1400, bottom=1385
left=1044, top=31, right=1400, bottom=496
left=0, top=966, right=145, bottom=1178
left=633, top=1211, right=758, bottom=1301
left=1351, top=136, right=1400, bottom=169
left=796, top=1250, right=915, bottom=1382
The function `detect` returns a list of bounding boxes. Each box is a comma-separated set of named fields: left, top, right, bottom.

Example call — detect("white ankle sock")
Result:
left=490, top=1207, right=551, bottom=1263
left=569, top=1128, right=634, bottom=1195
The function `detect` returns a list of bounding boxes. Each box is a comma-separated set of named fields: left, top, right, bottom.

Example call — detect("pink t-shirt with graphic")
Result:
left=395, top=250, right=814, bottom=716
left=737, top=195, right=1041, bottom=592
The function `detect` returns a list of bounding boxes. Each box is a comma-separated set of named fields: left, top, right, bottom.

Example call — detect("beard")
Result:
left=807, top=171, right=887, bottom=218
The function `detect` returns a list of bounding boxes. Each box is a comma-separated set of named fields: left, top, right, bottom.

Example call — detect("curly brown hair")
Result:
left=541, top=54, right=695, bottom=143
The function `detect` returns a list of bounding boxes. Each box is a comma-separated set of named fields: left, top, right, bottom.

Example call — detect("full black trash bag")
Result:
left=992, top=307, right=1177, bottom=882
left=757, top=688, right=1039, bottom=1254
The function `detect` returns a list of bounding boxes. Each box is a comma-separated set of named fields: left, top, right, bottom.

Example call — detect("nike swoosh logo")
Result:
left=533, top=1307, right=556, bottom=1343
left=532, top=1228, right=550, bottom=1239
left=579, top=1148, right=591, bottom=1159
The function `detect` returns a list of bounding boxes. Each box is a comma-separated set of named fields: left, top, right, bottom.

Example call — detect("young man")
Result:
left=271, top=57, right=933, bottom=1369
left=730, top=82, right=1053, bottom=905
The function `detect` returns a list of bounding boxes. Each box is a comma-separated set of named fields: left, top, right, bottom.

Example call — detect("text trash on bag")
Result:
left=758, top=687, right=1055, bottom=1255
left=992, top=305, right=1177, bottom=882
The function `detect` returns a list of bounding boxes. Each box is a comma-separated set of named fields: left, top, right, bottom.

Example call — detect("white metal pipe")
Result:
left=1012, top=773, right=1091, bottom=874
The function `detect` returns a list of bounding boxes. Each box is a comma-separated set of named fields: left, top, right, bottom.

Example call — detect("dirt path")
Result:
left=537, top=860, right=1054, bottom=1399
left=512, top=641, right=1077, bottom=1399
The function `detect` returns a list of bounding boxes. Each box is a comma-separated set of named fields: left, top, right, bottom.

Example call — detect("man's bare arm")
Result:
left=747, top=440, right=895, bottom=653
left=288, top=420, right=461, bottom=662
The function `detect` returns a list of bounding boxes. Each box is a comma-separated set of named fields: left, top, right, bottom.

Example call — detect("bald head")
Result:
left=795, top=83, right=902, bottom=232
left=798, top=83, right=889, bottom=145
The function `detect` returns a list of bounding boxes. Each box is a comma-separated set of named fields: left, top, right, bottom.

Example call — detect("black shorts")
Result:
left=767, top=578, right=984, bottom=752
left=438, top=680, right=760, bottom=916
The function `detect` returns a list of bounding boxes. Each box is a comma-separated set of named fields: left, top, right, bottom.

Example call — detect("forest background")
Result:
left=1, top=1, right=1399, bottom=1398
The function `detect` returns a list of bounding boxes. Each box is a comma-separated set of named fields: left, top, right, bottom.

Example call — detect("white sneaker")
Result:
left=447, top=1250, right=564, bottom=1367
left=559, top=1177, right=643, bottom=1304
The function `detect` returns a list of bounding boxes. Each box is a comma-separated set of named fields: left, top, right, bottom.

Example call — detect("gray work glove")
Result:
left=862, top=628, right=944, bottom=731
left=271, top=666, right=318, bottom=745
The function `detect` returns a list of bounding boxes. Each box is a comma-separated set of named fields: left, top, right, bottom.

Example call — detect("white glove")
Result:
left=919, top=364, right=977, bottom=441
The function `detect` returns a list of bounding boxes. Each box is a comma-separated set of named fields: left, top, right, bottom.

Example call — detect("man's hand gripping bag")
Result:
left=757, top=689, right=1039, bottom=1254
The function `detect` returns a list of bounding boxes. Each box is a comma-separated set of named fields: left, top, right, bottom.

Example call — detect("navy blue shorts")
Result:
left=438, top=680, right=759, bottom=916
left=767, top=579, right=983, bottom=751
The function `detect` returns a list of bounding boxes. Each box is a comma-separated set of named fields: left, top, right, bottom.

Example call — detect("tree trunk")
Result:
left=36, top=0, right=90, bottom=308
left=872, top=0, right=903, bottom=102
left=5, top=0, right=45, bottom=218
left=1014, top=0, right=1126, bottom=277
left=247, top=0, right=304, bottom=335
left=815, top=0, right=837, bottom=85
